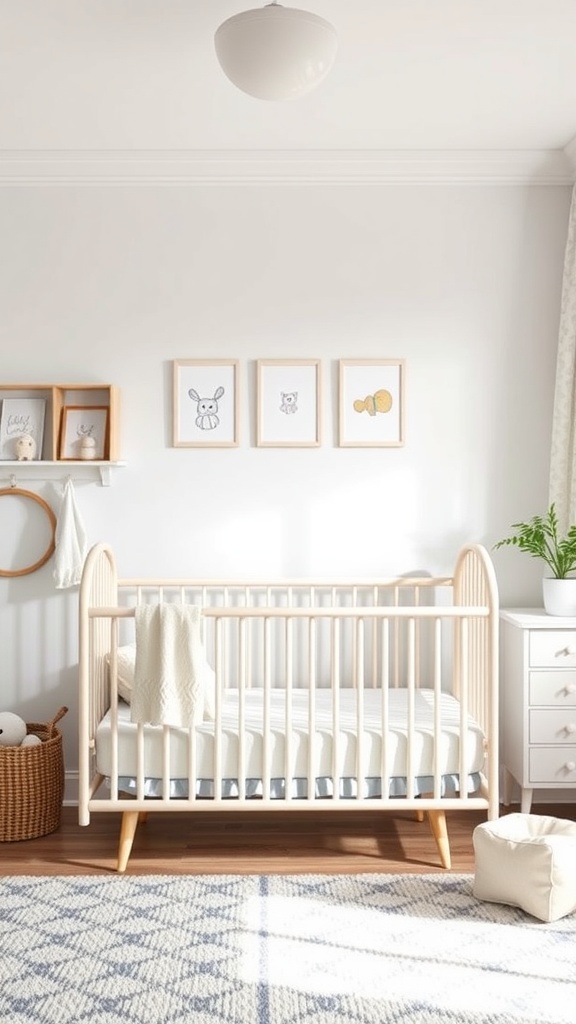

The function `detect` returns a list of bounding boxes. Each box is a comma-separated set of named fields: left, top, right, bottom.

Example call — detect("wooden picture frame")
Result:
left=257, top=359, right=322, bottom=447
left=173, top=360, right=239, bottom=448
left=0, top=397, right=46, bottom=461
left=339, top=359, right=405, bottom=447
left=59, top=406, right=109, bottom=460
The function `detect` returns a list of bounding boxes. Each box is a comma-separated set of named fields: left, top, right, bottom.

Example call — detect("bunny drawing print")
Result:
left=188, top=386, right=224, bottom=430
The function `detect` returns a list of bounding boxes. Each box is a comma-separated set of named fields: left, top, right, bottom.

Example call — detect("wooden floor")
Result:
left=4, top=803, right=573, bottom=876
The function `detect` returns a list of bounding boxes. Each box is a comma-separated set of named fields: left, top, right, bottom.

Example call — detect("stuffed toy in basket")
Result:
left=0, top=706, right=68, bottom=842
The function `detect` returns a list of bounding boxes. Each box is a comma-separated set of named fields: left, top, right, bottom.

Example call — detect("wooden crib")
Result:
left=78, top=543, right=499, bottom=872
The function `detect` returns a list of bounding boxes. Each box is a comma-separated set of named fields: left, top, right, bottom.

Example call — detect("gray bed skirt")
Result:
left=112, top=773, right=482, bottom=800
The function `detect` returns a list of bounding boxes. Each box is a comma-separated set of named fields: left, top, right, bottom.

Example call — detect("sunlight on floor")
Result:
left=239, top=894, right=568, bottom=1020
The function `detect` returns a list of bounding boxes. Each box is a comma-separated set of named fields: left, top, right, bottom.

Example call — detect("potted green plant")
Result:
left=494, top=503, right=576, bottom=615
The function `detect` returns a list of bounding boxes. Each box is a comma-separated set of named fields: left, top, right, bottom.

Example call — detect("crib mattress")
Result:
left=96, top=687, right=485, bottom=799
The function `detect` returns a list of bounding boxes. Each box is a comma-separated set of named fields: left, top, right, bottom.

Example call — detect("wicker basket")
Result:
left=0, top=706, right=68, bottom=842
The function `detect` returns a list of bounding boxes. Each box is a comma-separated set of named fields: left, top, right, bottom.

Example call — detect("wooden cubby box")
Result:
left=0, top=383, right=120, bottom=462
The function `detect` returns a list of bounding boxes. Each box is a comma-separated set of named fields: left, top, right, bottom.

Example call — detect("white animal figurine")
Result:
left=188, top=386, right=225, bottom=430
left=79, top=435, right=97, bottom=460
left=14, top=434, right=37, bottom=461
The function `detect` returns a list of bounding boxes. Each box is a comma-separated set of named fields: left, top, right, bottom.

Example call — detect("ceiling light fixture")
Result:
left=214, top=2, right=338, bottom=101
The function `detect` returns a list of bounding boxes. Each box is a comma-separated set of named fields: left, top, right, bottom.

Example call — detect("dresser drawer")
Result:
left=529, top=631, right=576, bottom=668
left=529, top=709, right=576, bottom=743
left=529, top=747, right=576, bottom=783
left=529, top=671, right=576, bottom=706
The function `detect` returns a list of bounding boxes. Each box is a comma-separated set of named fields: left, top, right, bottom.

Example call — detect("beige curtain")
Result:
left=549, top=185, right=576, bottom=533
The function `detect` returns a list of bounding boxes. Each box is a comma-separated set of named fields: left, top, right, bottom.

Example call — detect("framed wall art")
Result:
left=173, top=359, right=239, bottom=447
left=0, top=398, right=46, bottom=461
left=339, top=359, right=405, bottom=447
left=60, top=406, right=109, bottom=460
left=257, top=359, right=322, bottom=447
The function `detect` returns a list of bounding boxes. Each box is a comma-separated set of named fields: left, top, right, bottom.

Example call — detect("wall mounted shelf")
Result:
left=0, top=461, right=126, bottom=487
left=0, top=383, right=121, bottom=485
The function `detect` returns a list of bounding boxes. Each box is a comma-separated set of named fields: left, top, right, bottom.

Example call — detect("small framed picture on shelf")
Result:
left=257, top=359, right=322, bottom=447
left=173, top=359, right=239, bottom=447
left=339, top=359, right=405, bottom=447
left=59, top=406, right=109, bottom=460
left=0, top=397, right=46, bottom=460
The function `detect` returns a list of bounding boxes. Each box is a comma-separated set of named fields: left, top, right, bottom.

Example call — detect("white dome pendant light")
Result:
left=214, top=2, right=338, bottom=101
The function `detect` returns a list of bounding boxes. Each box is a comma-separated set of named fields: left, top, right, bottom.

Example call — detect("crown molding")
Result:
left=0, top=149, right=573, bottom=185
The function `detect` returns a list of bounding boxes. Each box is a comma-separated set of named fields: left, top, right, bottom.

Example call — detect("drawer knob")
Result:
left=566, top=761, right=576, bottom=772
left=566, top=724, right=576, bottom=735
left=561, top=645, right=576, bottom=657
left=566, top=684, right=576, bottom=695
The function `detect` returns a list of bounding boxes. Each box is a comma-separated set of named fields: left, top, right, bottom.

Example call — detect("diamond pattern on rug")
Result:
left=1, top=873, right=575, bottom=1024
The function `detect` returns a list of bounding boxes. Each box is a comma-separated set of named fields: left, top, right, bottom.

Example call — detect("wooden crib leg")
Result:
left=426, top=810, right=451, bottom=869
left=117, top=811, right=141, bottom=873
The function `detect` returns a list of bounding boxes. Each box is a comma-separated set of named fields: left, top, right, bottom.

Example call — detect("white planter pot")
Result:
left=542, top=577, right=576, bottom=617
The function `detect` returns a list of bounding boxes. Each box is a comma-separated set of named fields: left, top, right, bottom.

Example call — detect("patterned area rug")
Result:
left=1, top=873, right=575, bottom=1024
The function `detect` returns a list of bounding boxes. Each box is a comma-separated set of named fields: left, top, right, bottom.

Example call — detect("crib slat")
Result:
left=355, top=618, right=365, bottom=801
left=432, top=617, right=443, bottom=799
left=307, top=617, right=317, bottom=801
left=108, top=617, right=119, bottom=803
left=162, top=726, right=171, bottom=801
left=262, top=617, right=272, bottom=802
left=214, top=618, right=224, bottom=800
left=380, top=618, right=390, bottom=799
left=459, top=617, right=469, bottom=800
left=237, top=618, right=247, bottom=801
left=284, top=617, right=293, bottom=802
left=331, top=618, right=341, bottom=802
left=136, top=723, right=145, bottom=801
left=406, top=617, right=416, bottom=801
left=371, top=587, right=378, bottom=689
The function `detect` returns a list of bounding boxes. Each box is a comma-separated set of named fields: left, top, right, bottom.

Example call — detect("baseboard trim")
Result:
left=64, top=771, right=79, bottom=808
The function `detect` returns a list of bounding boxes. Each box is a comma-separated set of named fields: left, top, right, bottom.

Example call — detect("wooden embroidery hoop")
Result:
left=0, top=483, right=57, bottom=577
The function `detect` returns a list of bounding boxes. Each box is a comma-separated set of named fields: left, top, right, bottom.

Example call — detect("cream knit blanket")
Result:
left=131, top=603, right=205, bottom=727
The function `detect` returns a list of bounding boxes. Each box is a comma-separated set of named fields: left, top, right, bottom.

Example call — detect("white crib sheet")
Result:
left=96, top=687, right=485, bottom=798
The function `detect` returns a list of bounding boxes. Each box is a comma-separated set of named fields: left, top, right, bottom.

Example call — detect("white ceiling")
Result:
left=1, top=1, right=576, bottom=160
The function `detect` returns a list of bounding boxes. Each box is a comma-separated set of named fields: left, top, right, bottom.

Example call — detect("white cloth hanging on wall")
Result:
left=53, top=478, right=89, bottom=589
left=549, top=184, right=576, bottom=533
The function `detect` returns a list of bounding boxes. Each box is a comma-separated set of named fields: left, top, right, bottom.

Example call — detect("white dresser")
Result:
left=500, top=609, right=576, bottom=812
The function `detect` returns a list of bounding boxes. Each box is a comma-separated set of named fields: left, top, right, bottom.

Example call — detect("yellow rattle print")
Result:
left=353, top=389, right=393, bottom=416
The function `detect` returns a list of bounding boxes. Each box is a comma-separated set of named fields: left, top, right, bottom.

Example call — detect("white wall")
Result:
left=0, top=180, right=570, bottom=771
